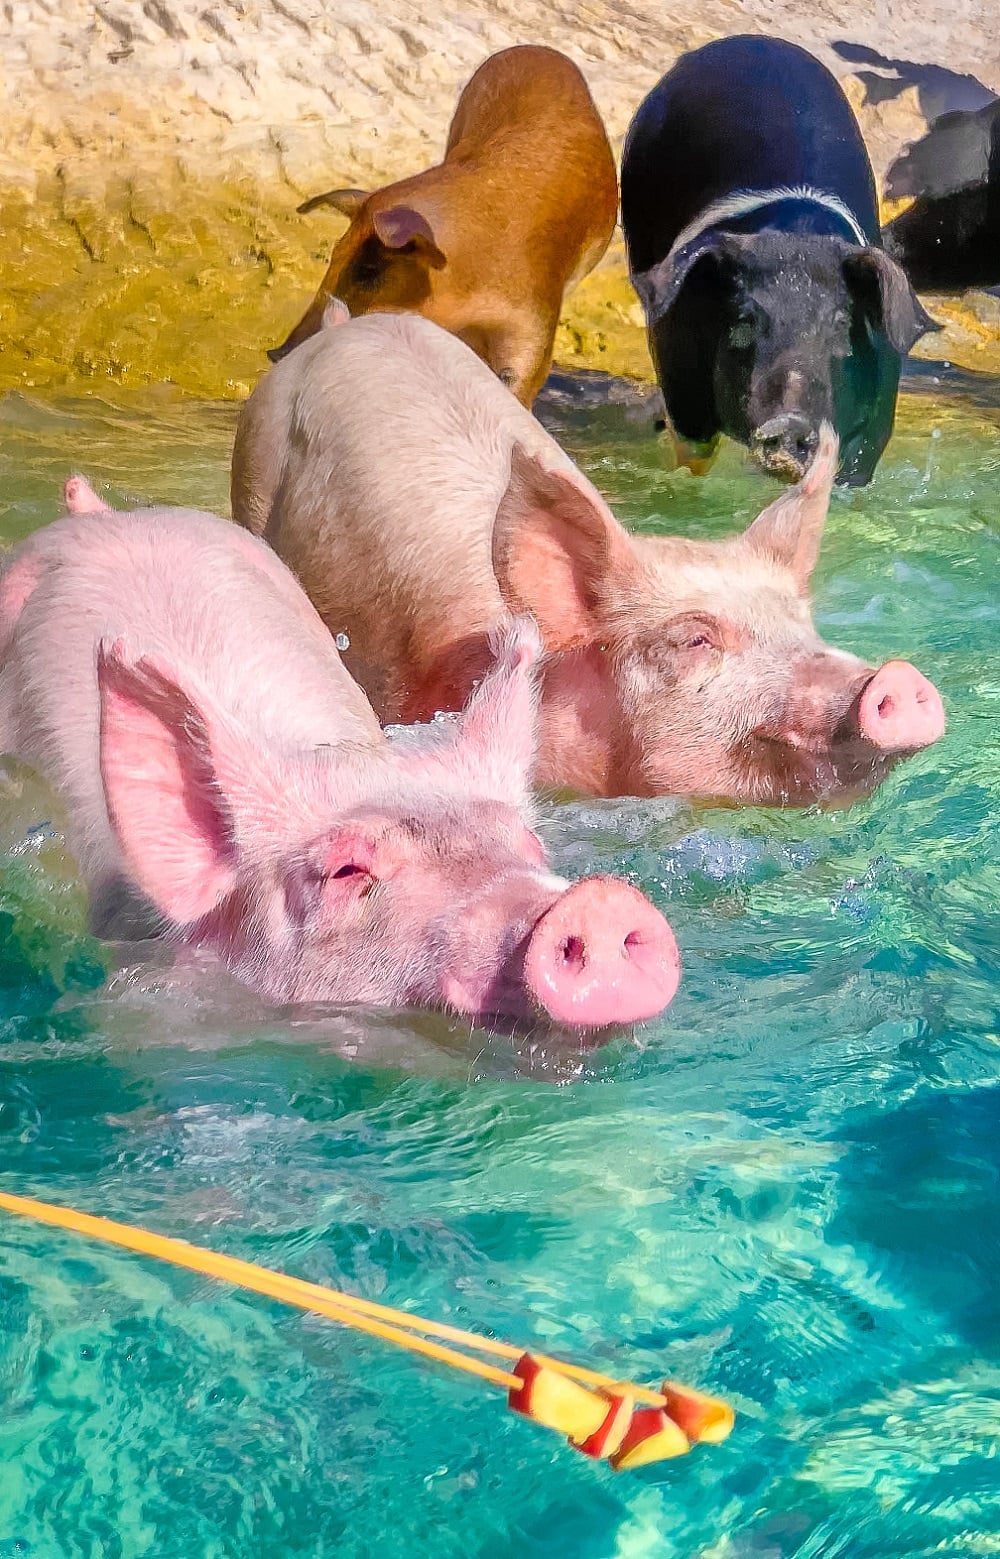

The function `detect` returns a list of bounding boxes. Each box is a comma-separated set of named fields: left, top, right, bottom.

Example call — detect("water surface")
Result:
left=1, top=375, right=998, bottom=1557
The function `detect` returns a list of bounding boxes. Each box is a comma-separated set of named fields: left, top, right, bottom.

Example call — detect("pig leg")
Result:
left=653, top=415, right=721, bottom=477
left=476, top=313, right=556, bottom=407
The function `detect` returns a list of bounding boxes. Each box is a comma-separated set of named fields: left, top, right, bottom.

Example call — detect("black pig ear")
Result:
left=844, top=247, right=941, bottom=353
left=631, top=232, right=746, bottom=322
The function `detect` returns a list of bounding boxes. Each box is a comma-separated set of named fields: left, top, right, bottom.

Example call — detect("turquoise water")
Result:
left=1, top=376, right=999, bottom=1556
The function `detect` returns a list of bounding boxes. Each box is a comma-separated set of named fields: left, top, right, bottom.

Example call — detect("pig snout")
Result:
left=522, top=877, right=680, bottom=1029
left=856, top=661, right=946, bottom=754
left=750, top=414, right=819, bottom=479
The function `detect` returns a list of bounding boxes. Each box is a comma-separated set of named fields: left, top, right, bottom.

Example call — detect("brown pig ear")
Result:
left=372, top=206, right=447, bottom=269
left=742, top=423, right=838, bottom=589
left=296, top=187, right=370, bottom=217
left=492, top=446, right=637, bottom=651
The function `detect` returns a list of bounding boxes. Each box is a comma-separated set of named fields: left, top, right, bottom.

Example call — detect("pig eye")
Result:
left=318, top=861, right=375, bottom=896
left=351, top=260, right=382, bottom=289
left=664, top=615, right=724, bottom=655
left=349, top=239, right=385, bottom=289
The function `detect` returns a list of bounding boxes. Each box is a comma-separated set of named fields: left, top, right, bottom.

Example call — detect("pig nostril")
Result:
left=876, top=695, right=895, bottom=721
left=560, top=935, right=586, bottom=971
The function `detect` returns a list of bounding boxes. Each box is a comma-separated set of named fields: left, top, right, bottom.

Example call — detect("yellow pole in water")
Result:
left=0, top=1190, right=734, bottom=1457
left=0, top=1190, right=519, bottom=1390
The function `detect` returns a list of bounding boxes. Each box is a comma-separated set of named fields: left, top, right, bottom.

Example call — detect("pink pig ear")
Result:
left=64, top=474, right=110, bottom=516
left=445, top=618, right=543, bottom=804
left=492, top=446, right=639, bottom=652
left=742, top=423, right=838, bottom=589
left=97, top=641, right=242, bottom=925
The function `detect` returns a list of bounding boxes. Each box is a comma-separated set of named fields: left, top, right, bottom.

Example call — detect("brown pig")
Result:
left=268, top=44, right=618, bottom=406
left=232, top=312, right=946, bottom=806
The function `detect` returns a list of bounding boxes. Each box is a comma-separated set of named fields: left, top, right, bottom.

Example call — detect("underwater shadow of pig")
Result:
left=828, top=1085, right=1000, bottom=1353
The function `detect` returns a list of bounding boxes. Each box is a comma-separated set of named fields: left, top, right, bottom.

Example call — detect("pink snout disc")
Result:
left=857, top=661, right=946, bottom=753
left=523, top=877, right=681, bottom=1028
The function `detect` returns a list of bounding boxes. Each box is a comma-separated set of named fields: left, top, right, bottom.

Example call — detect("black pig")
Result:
left=621, top=36, right=938, bottom=486
left=883, top=101, right=1000, bottom=291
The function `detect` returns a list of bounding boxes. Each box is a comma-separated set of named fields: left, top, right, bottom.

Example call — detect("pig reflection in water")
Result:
left=0, top=482, right=679, bottom=1029
left=233, top=311, right=946, bottom=805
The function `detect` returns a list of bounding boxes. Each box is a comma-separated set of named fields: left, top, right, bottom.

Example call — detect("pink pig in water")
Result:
left=232, top=310, right=945, bottom=805
left=0, top=479, right=679, bottom=1027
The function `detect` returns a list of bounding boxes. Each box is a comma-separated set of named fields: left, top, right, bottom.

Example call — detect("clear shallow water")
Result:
left=1, top=378, right=999, bottom=1557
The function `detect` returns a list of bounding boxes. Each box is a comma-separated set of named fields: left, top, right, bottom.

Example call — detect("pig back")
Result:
left=1, top=504, right=383, bottom=884
left=622, top=36, right=879, bottom=276
left=233, top=314, right=576, bottom=720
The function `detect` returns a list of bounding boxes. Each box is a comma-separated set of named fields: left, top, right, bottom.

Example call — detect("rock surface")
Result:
left=1, top=0, right=998, bottom=396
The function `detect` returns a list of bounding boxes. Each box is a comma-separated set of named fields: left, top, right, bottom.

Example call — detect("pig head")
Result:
left=270, top=192, right=447, bottom=360
left=95, top=622, right=679, bottom=1026
left=491, top=427, right=946, bottom=802
left=636, top=231, right=937, bottom=485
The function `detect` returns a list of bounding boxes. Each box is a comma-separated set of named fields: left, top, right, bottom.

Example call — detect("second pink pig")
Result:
left=232, top=311, right=945, bottom=806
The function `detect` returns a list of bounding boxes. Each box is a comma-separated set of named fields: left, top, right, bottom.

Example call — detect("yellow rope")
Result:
left=0, top=1190, right=519, bottom=1390
left=0, top=1189, right=674, bottom=1406
left=0, top=1190, right=738, bottom=1467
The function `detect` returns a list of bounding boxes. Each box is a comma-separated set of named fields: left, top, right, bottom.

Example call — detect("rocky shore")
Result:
left=2, top=0, right=998, bottom=398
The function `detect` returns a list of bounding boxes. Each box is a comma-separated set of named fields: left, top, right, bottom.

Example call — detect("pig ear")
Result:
left=97, top=641, right=243, bottom=925
left=492, top=446, right=638, bottom=651
left=372, top=206, right=447, bottom=268
left=444, top=618, right=542, bottom=804
left=843, top=247, right=940, bottom=353
left=742, top=423, right=838, bottom=589
left=64, top=474, right=110, bottom=515
left=296, top=187, right=370, bottom=217
left=632, top=231, right=741, bottom=322
left=320, top=297, right=351, bottom=329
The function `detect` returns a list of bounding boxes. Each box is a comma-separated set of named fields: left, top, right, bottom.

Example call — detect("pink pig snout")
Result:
left=523, top=877, right=680, bottom=1028
left=857, top=661, right=946, bottom=754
